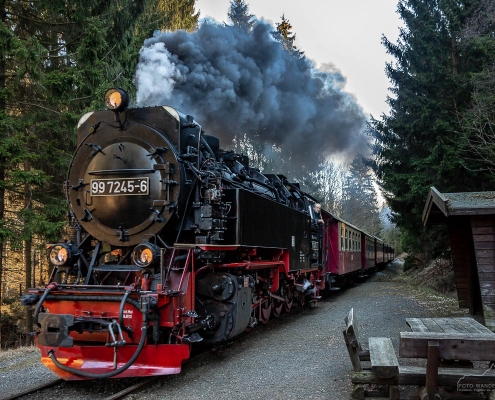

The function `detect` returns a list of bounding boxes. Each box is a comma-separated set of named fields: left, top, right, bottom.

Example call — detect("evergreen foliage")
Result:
left=0, top=0, right=150, bottom=345
left=0, top=0, right=200, bottom=345
left=367, top=0, right=494, bottom=254
left=228, top=0, right=256, bottom=32
left=272, top=14, right=304, bottom=58
left=1, top=0, right=152, bottom=242
left=141, top=0, right=199, bottom=34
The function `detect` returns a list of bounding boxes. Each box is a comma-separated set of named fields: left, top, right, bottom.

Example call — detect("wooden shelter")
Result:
left=423, top=187, right=495, bottom=331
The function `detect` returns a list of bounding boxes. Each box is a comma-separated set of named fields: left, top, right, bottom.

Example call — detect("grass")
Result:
left=0, top=345, right=41, bottom=372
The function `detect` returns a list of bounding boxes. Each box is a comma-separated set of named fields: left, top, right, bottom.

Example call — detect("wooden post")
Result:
left=351, top=384, right=364, bottom=399
left=425, top=341, right=439, bottom=400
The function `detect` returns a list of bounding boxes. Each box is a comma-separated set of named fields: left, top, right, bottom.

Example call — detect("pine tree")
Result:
left=0, top=0, right=157, bottom=345
left=228, top=0, right=256, bottom=32
left=273, top=14, right=304, bottom=58
left=367, top=0, right=490, bottom=254
left=141, top=0, right=199, bottom=33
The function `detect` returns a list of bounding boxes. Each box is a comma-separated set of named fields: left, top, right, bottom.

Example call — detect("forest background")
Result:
left=0, top=0, right=494, bottom=347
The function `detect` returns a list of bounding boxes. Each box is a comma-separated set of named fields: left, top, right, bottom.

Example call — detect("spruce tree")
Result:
left=140, top=0, right=199, bottom=34
left=164, top=0, right=199, bottom=31
left=367, top=0, right=490, bottom=254
left=228, top=0, right=256, bottom=32
left=0, top=0, right=156, bottom=344
left=273, top=14, right=304, bottom=58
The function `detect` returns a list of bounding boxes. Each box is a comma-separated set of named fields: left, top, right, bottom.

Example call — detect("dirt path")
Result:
left=131, top=263, right=469, bottom=400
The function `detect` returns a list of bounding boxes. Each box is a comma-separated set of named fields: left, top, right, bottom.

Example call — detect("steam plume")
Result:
left=135, top=21, right=368, bottom=170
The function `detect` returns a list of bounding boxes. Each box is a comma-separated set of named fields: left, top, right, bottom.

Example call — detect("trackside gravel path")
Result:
left=1, top=261, right=470, bottom=400
left=134, top=262, right=467, bottom=400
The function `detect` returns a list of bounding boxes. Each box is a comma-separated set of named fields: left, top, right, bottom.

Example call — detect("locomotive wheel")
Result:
left=282, top=284, right=293, bottom=312
left=272, top=298, right=283, bottom=318
left=298, top=292, right=306, bottom=307
left=260, top=298, right=272, bottom=324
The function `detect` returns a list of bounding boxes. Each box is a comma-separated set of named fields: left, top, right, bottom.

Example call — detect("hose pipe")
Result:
left=47, top=325, right=147, bottom=378
left=48, top=295, right=150, bottom=378
left=34, top=283, right=58, bottom=327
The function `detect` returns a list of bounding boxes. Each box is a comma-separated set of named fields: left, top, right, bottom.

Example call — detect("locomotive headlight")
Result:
left=132, top=243, right=160, bottom=268
left=49, top=244, right=78, bottom=266
left=104, top=88, right=129, bottom=113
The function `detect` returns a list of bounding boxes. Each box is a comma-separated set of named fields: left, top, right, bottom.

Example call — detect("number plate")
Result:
left=90, top=178, right=149, bottom=196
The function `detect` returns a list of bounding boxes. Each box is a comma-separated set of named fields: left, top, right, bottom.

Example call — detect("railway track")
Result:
left=3, top=379, right=64, bottom=400
left=102, top=377, right=160, bottom=400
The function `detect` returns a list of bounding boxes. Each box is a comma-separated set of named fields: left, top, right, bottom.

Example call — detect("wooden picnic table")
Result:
left=400, top=317, right=495, bottom=400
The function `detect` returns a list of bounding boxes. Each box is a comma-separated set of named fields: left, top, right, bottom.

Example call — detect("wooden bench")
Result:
left=343, top=308, right=400, bottom=400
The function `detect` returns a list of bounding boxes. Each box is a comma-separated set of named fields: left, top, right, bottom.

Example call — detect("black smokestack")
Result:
left=135, top=21, right=368, bottom=171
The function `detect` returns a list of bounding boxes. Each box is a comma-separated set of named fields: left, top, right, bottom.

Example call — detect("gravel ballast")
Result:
left=0, top=262, right=473, bottom=400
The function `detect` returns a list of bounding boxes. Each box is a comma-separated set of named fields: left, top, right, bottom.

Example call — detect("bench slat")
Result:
left=369, top=337, right=399, bottom=379
left=345, top=307, right=362, bottom=350
left=399, top=365, right=495, bottom=387
left=343, top=329, right=362, bottom=372
left=351, top=370, right=398, bottom=385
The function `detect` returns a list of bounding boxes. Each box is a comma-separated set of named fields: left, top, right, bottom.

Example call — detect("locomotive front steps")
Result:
left=93, top=264, right=141, bottom=272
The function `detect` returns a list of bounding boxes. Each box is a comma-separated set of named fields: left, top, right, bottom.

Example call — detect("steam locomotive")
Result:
left=21, top=88, right=393, bottom=379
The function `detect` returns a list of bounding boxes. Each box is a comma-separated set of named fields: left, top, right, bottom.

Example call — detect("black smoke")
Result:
left=135, top=21, right=368, bottom=170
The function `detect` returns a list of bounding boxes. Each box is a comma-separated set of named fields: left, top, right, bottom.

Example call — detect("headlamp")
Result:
left=132, top=243, right=160, bottom=268
left=49, top=244, right=78, bottom=266
left=104, top=88, right=129, bottom=113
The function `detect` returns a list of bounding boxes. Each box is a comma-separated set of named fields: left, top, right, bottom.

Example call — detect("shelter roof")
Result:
left=423, top=187, right=495, bottom=225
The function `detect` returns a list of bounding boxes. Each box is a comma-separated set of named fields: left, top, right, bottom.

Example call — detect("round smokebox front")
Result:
left=68, top=122, right=181, bottom=246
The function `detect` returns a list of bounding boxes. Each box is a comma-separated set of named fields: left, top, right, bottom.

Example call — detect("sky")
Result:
left=194, top=0, right=403, bottom=119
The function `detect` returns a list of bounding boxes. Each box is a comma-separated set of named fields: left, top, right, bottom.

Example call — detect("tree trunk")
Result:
left=24, top=239, right=33, bottom=345
left=24, top=157, right=33, bottom=345
left=0, top=0, right=7, bottom=350
left=451, top=38, right=459, bottom=76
